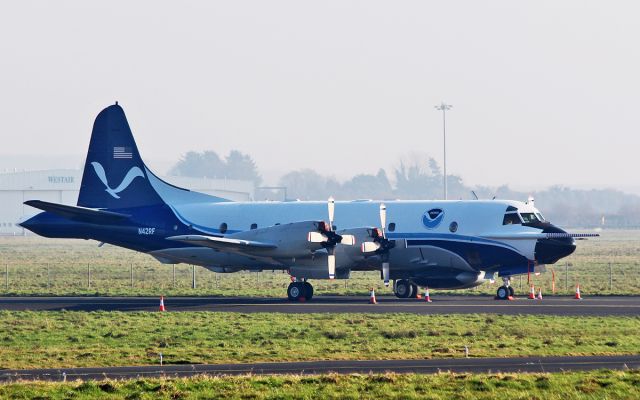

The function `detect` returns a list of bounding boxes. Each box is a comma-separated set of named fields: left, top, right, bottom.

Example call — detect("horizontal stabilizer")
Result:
left=167, top=235, right=277, bottom=251
left=24, top=200, right=130, bottom=224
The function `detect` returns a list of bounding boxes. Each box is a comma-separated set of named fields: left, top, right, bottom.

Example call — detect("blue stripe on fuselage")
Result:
left=387, top=232, right=519, bottom=252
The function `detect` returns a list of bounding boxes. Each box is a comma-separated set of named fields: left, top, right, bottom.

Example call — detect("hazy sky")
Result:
left=0, top=1, right=638, bottom=192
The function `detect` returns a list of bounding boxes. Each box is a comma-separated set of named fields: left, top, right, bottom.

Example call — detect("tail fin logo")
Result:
left=90, top=162, right=145, bottom=199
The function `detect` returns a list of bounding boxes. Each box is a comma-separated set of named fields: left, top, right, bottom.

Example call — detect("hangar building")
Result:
left=0, top=169, right=254, bottom=235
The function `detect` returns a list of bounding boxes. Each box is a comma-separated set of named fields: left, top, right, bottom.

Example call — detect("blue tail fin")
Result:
left=78, top=103, right=228, bottom=210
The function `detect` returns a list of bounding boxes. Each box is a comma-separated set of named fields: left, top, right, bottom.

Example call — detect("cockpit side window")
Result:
left=503, top=213, right=522, bottom=225
left=535, top=212, right=546, bottom=222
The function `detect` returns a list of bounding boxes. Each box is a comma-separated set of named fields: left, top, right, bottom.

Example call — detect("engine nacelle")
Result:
left=231, top=221, right=327, bottom=258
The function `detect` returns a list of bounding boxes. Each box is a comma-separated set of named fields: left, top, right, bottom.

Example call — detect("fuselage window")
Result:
left=388, top=223, right=396, bottom=232
left=250, top=223, right=258, bottom=230
left=449, top=221, right=458, bottom=233
left=503, top=213, right=522, bottom=225
left=520, top=213, right=539, bottom=224
left=219, top=222, right=228, bottom=234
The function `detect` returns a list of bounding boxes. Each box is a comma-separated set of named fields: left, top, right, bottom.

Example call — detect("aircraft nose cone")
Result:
left=535, top=225, right=576, bottom=264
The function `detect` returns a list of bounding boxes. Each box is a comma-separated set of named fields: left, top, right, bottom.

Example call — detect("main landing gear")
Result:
left=287, top=281, right=314, bottom=301
left=496, top=276, right=515, bottom=300
left=394, top=279, right=419, bottom=299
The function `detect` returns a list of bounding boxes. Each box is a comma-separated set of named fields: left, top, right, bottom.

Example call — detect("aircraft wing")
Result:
left=24, top=200, right=130, bottom=224
left=167, top=235, right=277, bottom=251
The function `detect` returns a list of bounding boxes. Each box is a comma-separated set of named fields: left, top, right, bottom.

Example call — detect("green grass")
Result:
left=0, top=229, right=638, bottom=297
left=0, top=311, right=638, bottom=370
left=1, top=371, right=640, bottom=399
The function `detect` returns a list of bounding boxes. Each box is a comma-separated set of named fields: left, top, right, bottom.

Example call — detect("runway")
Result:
left=1, top=355, right=639, bottom=382
left=0, top=295, right=638, bottom=316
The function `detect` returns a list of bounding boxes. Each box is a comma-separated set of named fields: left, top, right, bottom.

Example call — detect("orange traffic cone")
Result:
left=575, top=284, right=582, bottom=300
left=369, top=288, right=377, bottom=304
left=159, top=296, right=166, bottom=312
left=537, top=287, right=543, bottom=300
left=528, top=285, right=536, bottom=299
left=424, top=287, right=432, bottom=303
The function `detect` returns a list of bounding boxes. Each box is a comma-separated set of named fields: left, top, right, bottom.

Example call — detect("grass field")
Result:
left=0, top=229, right=638, bottom=297
left=1, top=371, right=639, bottom=399
left=0, top=311, right=638, bottom=369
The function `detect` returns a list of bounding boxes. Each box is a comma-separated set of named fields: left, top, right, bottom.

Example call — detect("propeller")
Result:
left=307, top=197, right=355, bottom=279
left=361, top=203, right=396, bottom=286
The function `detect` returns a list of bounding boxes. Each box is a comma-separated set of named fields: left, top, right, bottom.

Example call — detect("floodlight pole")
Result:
left=434, top=102, right=453, bottom=200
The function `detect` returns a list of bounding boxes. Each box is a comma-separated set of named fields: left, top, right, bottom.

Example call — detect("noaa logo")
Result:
left=91, top=162, right=145, bottom=199
left=422, top=208, right=444, bottom=229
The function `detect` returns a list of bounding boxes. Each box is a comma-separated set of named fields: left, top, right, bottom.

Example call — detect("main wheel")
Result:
left=287, top=282, right=305, bottom=301
left=395, top=279, right=412, bottom=298
left=410, top=283, right=419, bottom=298
left=496, top=286, right=509, bottom=300
left=508, top=286, right=515, bottom=297
left=303, top=282, right=314, bottom=300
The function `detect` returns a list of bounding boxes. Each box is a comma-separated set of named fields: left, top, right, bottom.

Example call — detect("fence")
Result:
left=0, top=261, right=638, bottom=296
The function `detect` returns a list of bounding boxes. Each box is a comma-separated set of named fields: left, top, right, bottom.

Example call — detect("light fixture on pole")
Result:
left=434, top=102, right=453, bottom=200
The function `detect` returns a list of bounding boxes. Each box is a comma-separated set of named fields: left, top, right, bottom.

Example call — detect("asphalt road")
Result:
left=0, top=295, right=638, bottom=316
left=2, top=355, right=639, bottom=382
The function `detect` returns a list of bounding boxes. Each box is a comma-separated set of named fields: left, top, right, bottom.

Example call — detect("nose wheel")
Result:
left=496, top=277, right=515, bottom=300
left=287, top=281, right=314, bottom=301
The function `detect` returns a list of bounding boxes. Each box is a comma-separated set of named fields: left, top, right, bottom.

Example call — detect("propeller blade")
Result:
left=379, top=203, right=387, bottom=239
left=307, top=231, right=327, bottom=243
left=340, top=234, right=356, bottom=246
left=361, top=241, right=380, bottom=253
left=328, top=197, right=335, bottom=231
left=328, top=252, right=336, bottom=280
left=382, top=262, right=390, bottom=287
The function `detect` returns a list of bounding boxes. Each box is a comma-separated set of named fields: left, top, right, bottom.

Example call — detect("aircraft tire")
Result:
left=394, top=279, right=412, bottom=298
left=287, top=282, right=305, bottom=301
left=496, top=286, right=509, bottom=300
left=508, top=286, right=515, bottom=297
left=303, top=282, right=314, bottom=300
left=410, top=283, right=419, bottom=298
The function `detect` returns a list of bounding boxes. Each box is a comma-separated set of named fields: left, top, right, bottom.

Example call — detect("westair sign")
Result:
left=47, top=176, right=74, bottom=184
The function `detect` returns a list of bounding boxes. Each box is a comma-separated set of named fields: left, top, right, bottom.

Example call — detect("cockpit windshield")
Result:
left=520, top=213, right=541, bottom=223
left=503, top=206, right=547, bottom=225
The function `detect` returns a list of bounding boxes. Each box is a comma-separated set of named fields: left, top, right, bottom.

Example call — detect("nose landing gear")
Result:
left=496, top=276, right=515, bottom=300
left=287, top=280, right=314, bottom=301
